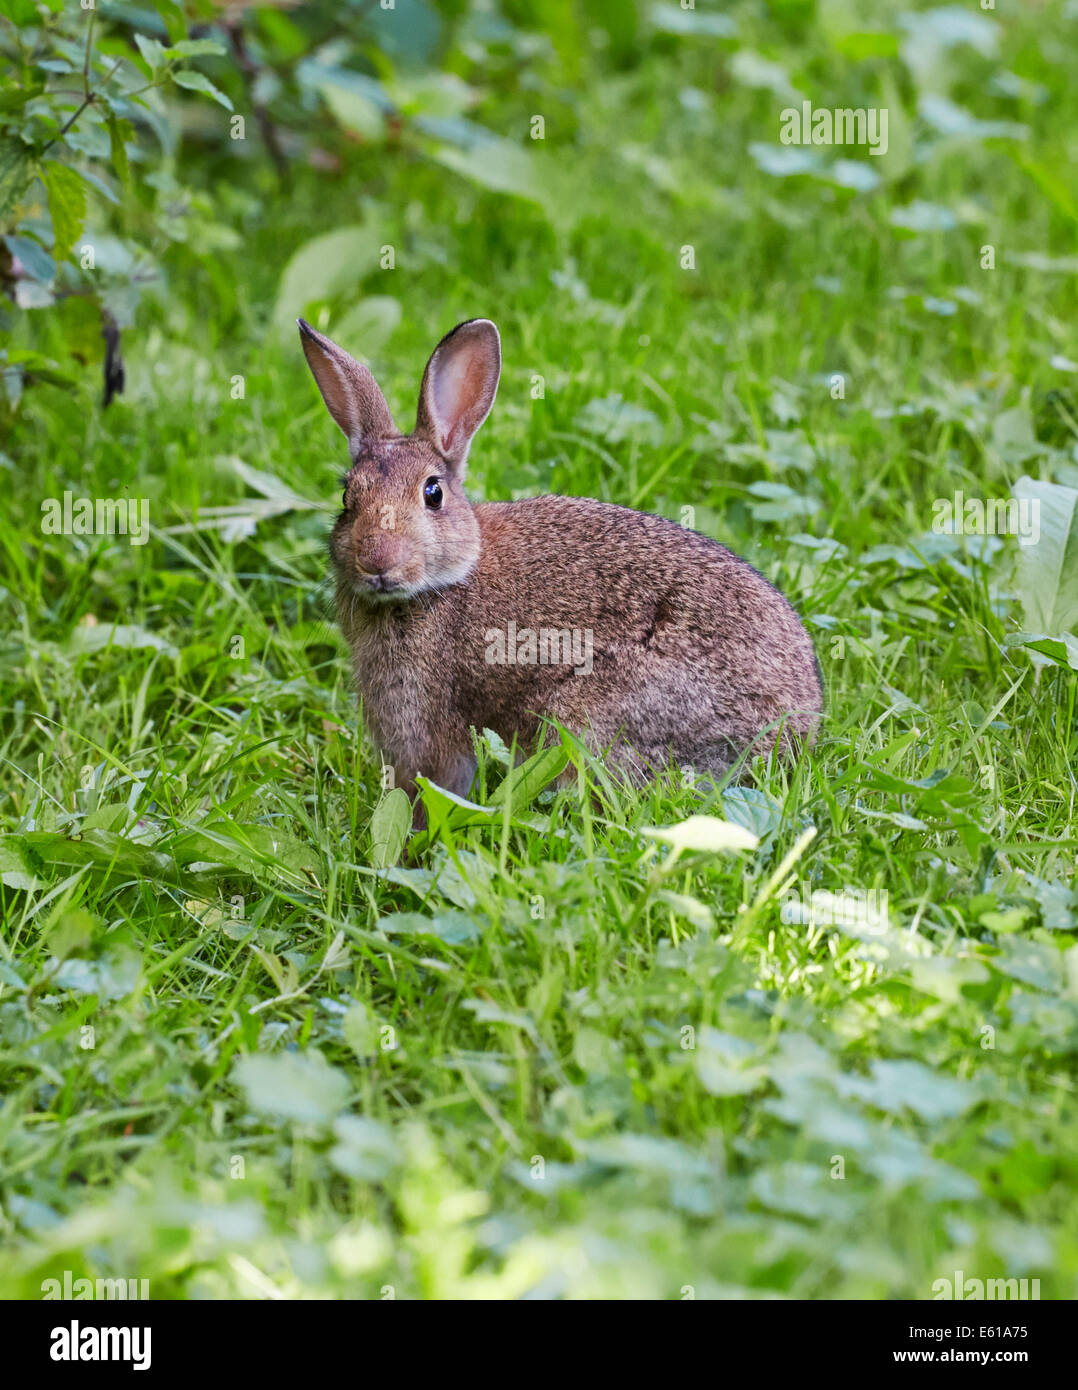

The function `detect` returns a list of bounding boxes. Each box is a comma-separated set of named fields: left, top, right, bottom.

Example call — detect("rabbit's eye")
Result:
left=423, top=477, right=443, bottom=510
left=341, top=490, right=349, bottom=509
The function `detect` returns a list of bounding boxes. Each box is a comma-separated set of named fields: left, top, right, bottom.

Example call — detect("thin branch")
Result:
left=224, top=17, right=289, bottom=185
left=41, top=57, right=123, bottom=154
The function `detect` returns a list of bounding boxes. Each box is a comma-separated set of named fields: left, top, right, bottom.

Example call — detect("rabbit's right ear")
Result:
left=414, top=319, right=501, bottom=474
left=298, top=319, right=396, bottom=458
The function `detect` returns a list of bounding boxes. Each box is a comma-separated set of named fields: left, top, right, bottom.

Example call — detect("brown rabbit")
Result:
left=299, top=317, right=822, bottom=813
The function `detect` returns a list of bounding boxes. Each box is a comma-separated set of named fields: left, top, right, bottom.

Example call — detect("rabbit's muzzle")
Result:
left=336, top=525, right=416, bottom=598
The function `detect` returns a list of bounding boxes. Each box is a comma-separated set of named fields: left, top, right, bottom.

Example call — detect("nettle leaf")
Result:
left=1013, top=476, right=1078, bottom=635
left=107, top=114, right=131, bottom=185
left=166, top=39, right=227, bottom=59
left=134, top=34, right=168, bottom=76
left=992, top=405, right=1040, bottom=464
left=173, top=70, right=233, bottom=112
left=43, top=163, right=86, bottom=264
left=170, top=821, right=320, bottom=883
left=0, top=140, right=37, bottom=217
left=22, top=828, right=172, bottom=881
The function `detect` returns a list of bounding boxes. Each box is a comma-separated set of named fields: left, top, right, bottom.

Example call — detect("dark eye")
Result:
left=341, top=490, right=349, bottom=509
left=423, top=477, right=443, bottom=510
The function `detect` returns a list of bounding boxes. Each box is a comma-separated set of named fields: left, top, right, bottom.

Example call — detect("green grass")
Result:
left=2, top=1, right=1077, bottom=1299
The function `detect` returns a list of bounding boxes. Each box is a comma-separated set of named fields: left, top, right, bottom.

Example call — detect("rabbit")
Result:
left=299, top=316, right=823, bottom=818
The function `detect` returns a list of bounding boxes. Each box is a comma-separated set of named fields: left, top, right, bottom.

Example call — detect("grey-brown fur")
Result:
left=300, top=317, right=823, bottom=812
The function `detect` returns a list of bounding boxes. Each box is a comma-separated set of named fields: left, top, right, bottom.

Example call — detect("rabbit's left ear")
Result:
left=298, top=319, right=397, bottom=458
left=414, top=319, right=501, bottom=474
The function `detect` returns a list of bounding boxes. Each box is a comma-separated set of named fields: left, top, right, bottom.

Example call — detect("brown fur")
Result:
left=300, top=317, right=823, bottom=810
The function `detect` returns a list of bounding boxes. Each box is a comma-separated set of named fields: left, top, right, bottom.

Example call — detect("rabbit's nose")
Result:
left=356, top=534, right=403, bottom=576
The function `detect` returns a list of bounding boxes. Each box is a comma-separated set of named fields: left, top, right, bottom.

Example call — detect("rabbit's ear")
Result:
left=298, top=319, right=396, bottom=457
left=414, top=319, right=501, bottom=473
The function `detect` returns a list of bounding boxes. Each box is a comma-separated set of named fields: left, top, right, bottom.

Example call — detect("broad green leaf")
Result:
left=840, top=1059, right=978, bottom=1122
left=170, top=822, right=320, bottom=882
left=4, top=234, right=55, bottom=284
left=911, top=956, right=990, bottom=1003
left=488, top=743, right=568, bottom=808
left=272, top=225, right=381, bottom=333
left=318, top=81, right=384, bottom=141
left=0, top=0, right=39, bottom=23
left=0, top=837, right=43, bottom=891
left=461, top=998, right=537, bottom=1038
left=992, top=936, right=1063, bottom=993
left=641, top=816, right=759, bottom=854
left=21, top=829, right=173, bottom=881
left=430, top=139, right=553, bottom=216
left=70, top=624, right=176, bottom=655
left=233, top=1051, right=350, bottom=1125
left=329, top=1116, right=398, bottom=1180
left=1004, top=631, right=1078, bottom=671
left=992, top=406, right=1039, bottom=463
left=173, top=70, right=233, bottom=111
left=369, top=788, right=411, bottom=868
left=377, top=910, right=481, bottom=945
left=332, top=296, right=401, bottom=353
left=696, top=1030, right=769, bottom=1096
left=342, top=1001, right=380, bottom=1059
left=654, top=889, right=715, bottom=930
left=46, top=908, right=95, bottom=961
left=53, top=946, right=141, bottom=1001
left=722, top=785, right=784, bottom=839
left=415, top=776, right=496, bottom=838
left=650, top=3, right=736, bottom=37
left=0, top=834, right=42, bottom=889
left=581, top=1133, right=711, bottom=1179
left=1013, top=477, right=1078, bottom=635
left=43, top=163, right=86, bottom=264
